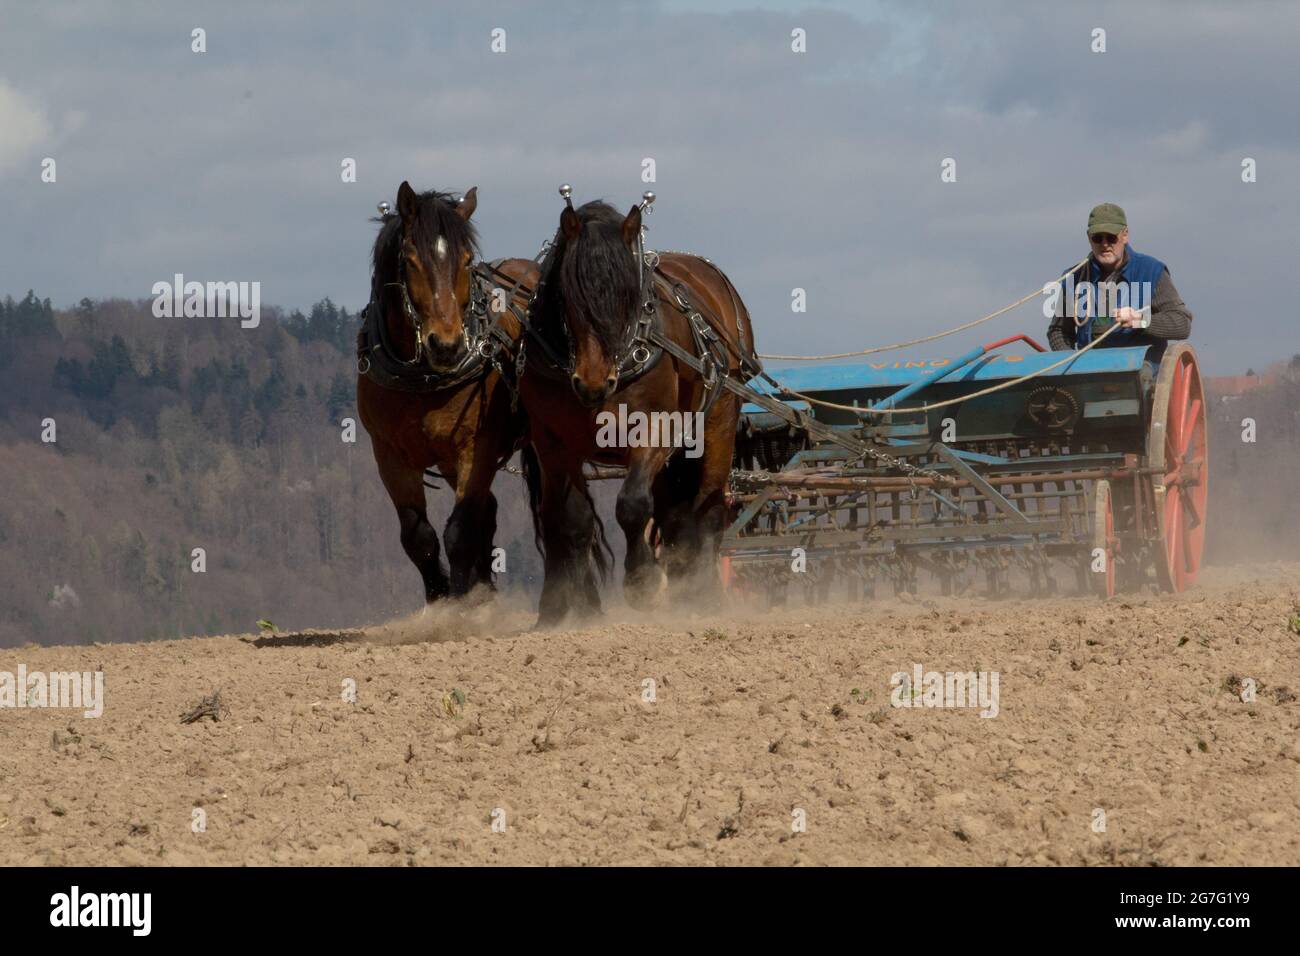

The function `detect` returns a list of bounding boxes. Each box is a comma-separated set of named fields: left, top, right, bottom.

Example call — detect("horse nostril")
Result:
left=426, top=336, right=461, bottom=362
left=570, top=375, right=605, bottom=407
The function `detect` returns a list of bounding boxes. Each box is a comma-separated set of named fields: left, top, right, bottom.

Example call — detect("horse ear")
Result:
left=561, top=205, right=582, bottom=242
left=621, top=204, right=642, bottom=246
left=456, top=186, right=478, bottom=221
left=397, top=181, right=418, bottom=227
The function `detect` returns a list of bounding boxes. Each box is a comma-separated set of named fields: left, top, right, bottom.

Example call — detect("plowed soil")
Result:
left=2, top=564, right=1298, bottom=866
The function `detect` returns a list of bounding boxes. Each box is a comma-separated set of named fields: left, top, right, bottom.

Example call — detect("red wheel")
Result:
left=1092, top=480, right=1116, bottom=599
left=1146, top=345, right=1208, bottom=592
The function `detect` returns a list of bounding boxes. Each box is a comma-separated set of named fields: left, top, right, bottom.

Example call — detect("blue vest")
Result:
left=1064, top=248, right=1167, bottom=350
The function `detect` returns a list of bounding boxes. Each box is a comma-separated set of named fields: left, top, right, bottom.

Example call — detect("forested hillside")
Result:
left=0, top=292, right=542, bottom=647
left=1, top=288, right=1297, bottom=647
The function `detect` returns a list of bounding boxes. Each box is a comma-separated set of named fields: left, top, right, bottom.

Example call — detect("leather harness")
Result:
left=357, top=239, right=762, bottom=423
left=356, top=258, right=525, bottom=397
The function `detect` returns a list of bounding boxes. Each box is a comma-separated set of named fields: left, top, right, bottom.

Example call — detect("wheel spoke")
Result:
left=1166, top=492, right=1184, bottom=588
left=1180, top=486, right=1202, bottom=529
left=1166, top=361, right=1187, bottom=455
left=1180, top=397, right=1202, bottom=453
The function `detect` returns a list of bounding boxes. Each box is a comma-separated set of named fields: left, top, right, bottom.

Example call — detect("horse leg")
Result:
left=686, top=395, right=741, bottom=601
left=445, top=493, right=497, bottom=598
left=476, top=490, right=500, bottom=585
left=372, top=440, right=449, bottom=604
left=444, top=445, right=503, bottom=598
left=654, top=397, right=739, bottom=607
left=534, top=443, right=603, bottom=627
left=653, top=453, right=701, bottom=595
left=538, top=481, right=602, bottom=626
left=616, top=448, right=672, bottom=610
left=685, top=395, right=741, bottom=601
left=577, top=543, right=602, bottom=616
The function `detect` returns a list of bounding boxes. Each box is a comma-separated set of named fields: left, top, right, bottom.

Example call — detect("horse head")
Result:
left=546, top=199, right=644, bottom=406
left=373, top=181, right=479, bottom=373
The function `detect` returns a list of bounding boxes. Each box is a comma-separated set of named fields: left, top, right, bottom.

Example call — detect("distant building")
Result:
left=1206, top=373, right=1276, bottom=404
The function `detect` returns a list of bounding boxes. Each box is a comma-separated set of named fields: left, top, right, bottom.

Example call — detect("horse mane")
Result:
left=370, top=190, right=479, bottom=296
left=535, top=200, right=640, bottom=359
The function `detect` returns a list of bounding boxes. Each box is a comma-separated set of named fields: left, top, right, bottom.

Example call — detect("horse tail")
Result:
left=583, top=480, right=614, bottom=585
left=518, top=445, right=614, bottom=585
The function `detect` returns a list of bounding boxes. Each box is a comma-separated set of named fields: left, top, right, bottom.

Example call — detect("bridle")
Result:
left=508, top=185, right=757, bottom=420
left=529, top=185, right=661, bottom=394
left=358, top=199, right=505, bottom=393
left=373, top=209, right=492, bottom=374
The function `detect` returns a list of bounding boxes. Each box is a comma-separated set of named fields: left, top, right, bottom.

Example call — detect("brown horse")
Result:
left=357, top=182, right=537, bottom=604
left=518, top=196, right=757, bottom=626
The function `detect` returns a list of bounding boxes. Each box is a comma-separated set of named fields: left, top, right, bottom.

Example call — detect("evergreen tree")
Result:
left=160, top=338, right=182, bottom=390
left=325, top=371, right=353, bottom=422
left=75, top=297, right=98, bottom=337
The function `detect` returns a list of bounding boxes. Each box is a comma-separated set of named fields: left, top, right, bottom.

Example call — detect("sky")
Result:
left=1, top=0, right=1297, bottom=374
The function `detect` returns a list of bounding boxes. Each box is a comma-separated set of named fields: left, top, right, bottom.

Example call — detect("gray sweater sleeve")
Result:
left=1047, top=268, right=1082, bottom=350
left=1048, top=322, right=1074, bottom=351
left=1144, top=268, right=1192, bottom=340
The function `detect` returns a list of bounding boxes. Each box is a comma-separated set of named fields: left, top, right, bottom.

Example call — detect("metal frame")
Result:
left=722, top=336, right=1171, bottom=599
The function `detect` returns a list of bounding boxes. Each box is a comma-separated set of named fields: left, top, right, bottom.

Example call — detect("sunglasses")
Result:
left=1089, top=233, right=1120, bottom=245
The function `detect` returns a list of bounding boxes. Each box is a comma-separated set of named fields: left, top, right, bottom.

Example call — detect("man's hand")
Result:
left=1113, top=306, right=1149, bottom=329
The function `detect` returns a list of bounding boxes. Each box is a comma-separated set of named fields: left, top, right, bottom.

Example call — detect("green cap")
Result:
left=1087, top=202, right=1127, bottom=236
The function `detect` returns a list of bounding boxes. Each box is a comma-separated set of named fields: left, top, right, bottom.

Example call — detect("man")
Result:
left=1047, top=203, right=1192, bottom=362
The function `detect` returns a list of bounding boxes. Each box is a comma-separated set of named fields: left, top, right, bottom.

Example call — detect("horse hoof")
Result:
left=624, top=566, right=668, bottom=611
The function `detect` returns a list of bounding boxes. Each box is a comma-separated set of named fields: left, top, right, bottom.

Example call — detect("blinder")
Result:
left=358, top=245, right=510, bottom=394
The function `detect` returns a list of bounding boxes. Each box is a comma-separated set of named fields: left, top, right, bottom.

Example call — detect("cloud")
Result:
left=0, top=80, right=52, bottom=174
left=0, top=1, right=1297, bottom=374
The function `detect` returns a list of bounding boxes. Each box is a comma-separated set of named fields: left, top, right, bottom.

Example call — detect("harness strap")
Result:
left=644, top=324, right=869, bottom=459
left=655, top=264, right=763, bottom=382
left=476, top=261, right=571, bottom=380
left=357, top=304, right=487, bottom=393
left=358, top=261, right=515, bottom=394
